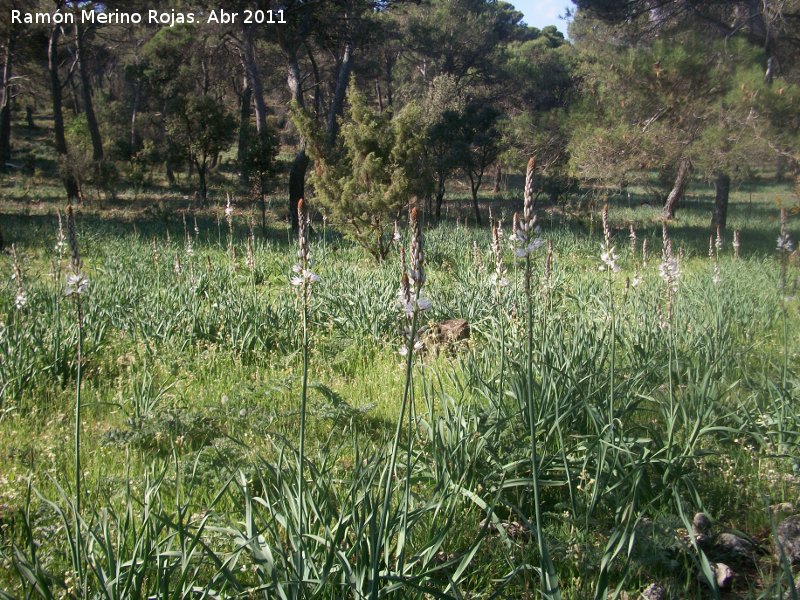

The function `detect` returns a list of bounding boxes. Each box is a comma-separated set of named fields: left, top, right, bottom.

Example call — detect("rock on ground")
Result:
left=640, top=582, right=666, bottom=600
left=711, top=562, right=734, bottom=590
left=776, top=514, right=800, bottom=564
left=421, top=318, right=470, bottom=350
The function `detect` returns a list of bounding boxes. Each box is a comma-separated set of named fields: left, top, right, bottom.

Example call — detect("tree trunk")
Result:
left=49, top=25, right=80, bottom=203
left=492, top=162, right=501, bottom=194
left=435, top=172, right=446, bottom=222
left=75, top=23, right=103, bottom=160
left=197, top=161, right=207, bottom=203
left=130, top=79, right=141, bottom=151
left=469, top=173, right=482, bottom=226
left=26, top=106, right=34, bottom=129
left=385, top=52, right=394, bottom=108
left=242, top=27, right=268, bottom=136
left=165, top=161, right=176, bottom=186
left=747, top=0, right=769, bottom=48
left=375, top=80, right=383, bottom=111
left=326, top=41, right=353, bottom=143
left=287, top=47, right=304, bottom=107
left=68, top=75, right=80, bottom=115
left=238, top=79, right=252, bottom=186
left=775, top=154, right=786, bottom=182
left=662, top=157, right=692, bottom=220
left=307, top=46, right=322, bottom=117
left=711, top=171, right=730, bottom=231
left=0, top=37, right=13, bottom=166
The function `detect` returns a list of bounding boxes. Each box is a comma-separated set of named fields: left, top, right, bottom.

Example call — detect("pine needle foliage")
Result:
left=292, top=79, right=426, bottom=261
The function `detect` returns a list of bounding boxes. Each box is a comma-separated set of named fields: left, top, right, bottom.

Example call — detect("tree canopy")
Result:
left=0, top=0, right=797, bottom=240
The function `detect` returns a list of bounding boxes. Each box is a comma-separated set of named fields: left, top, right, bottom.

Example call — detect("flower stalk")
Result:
left=65, top=205, right=89, bottom=594
left=292, top=197, right=317, bottom=593
left=518, top=157, right=560, bottom=599
left=11, top=245, right=27, bottom=310
left=373, top=206, right=427, bottom=597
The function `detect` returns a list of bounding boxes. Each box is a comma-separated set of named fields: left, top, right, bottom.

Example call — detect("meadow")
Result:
left=0, top=174, right=799, bottom=599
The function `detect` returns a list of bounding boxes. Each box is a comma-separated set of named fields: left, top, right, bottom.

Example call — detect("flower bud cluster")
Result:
left=397, top=207, right=430, bottom=355
left=291, top=199, right=320, bottom=292
left=511, top=158, right=544, bottom=259
left=65, top=206, right=90, bottom=298
left=599, top=204, right=620, bottom=273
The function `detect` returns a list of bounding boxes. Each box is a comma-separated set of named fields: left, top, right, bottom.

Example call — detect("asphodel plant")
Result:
left=290, top=198, right=319, bottom=593
left=371, top=205, right=429, bottom=598
left=511, top=157, right=561, bottom=600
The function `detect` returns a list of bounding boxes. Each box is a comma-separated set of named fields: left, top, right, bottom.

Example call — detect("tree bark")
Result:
left=775, top=154, right=786, bottom=182
left=306, top=45, right=322, bottom=118
left=75, top=22, right=103, bottom=160
left=238, top=79, right=252, bottom=185
left=196, top=160, right=207, bottom=203
left=165, top=161, right=176, bottom=186
left=711, top=171, right=730, bottom=231
left=492, top=162, right=501, bottom=194
left=68, top=74, right=80, bottom=115
left=242, top=27, right=268, bottom=136
left=375, top=80, right=383, bottom=111
left=747, top=0, right=769, bottom=48
left=0, top=36, right=13, bottom=166
left=662, top=157, right=692, bottom=220
left=326, top=41, right=353, bottom=143
left=434, top=172, right=446, bottom=222
left=468, top=171, right=482, bottom=226
left=241, top=30, right=272, bottom=205
left=49, top=25, right=81, bottom=203
left=385, top=51, right=395, bottom=108
left=130, top=78, right=141, bottom=152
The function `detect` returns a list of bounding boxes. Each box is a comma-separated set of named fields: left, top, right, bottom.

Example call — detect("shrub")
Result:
left=293, top=80, right=427, bottom=260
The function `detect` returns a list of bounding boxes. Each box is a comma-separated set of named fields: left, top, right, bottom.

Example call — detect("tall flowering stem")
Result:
left=543, top=239, right=554, bottom=308
left=629, top=225, right=642, bottom=287
left=777, top=207, right=794, bottom=293
left=711, top=226, right=722, bottom=285
left=246, top=218, right=255, bottom=272
left=473, top=240, right=484, bottom=274
left=54, top=210, right=66, bottom=282
left=599, top=204, right=620, bottom=274
left=491, top=221, right=509, bottom=430
left=65, top=205, right=89, bottom=593
left=776, top=208, right=794, bottom=449
left=225, top=193, right=234, bottom=239
left=599, top=205, right=619, bottom=486
left=11, top=245, right=27, bottom=310
left=515, top=158, right=560, bottom=599
left=372, top=207, right=427, bottom=597
left=642, top=238, right=648, bottom=269
left=659, top=225, right=680, bottom=321
left=291, top=198, right=318, bottom=593
left=491, top=222, right=508, bottom=290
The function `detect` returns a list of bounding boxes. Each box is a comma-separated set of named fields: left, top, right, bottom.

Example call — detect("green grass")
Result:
left=0, top=173, right=799, bottom=598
